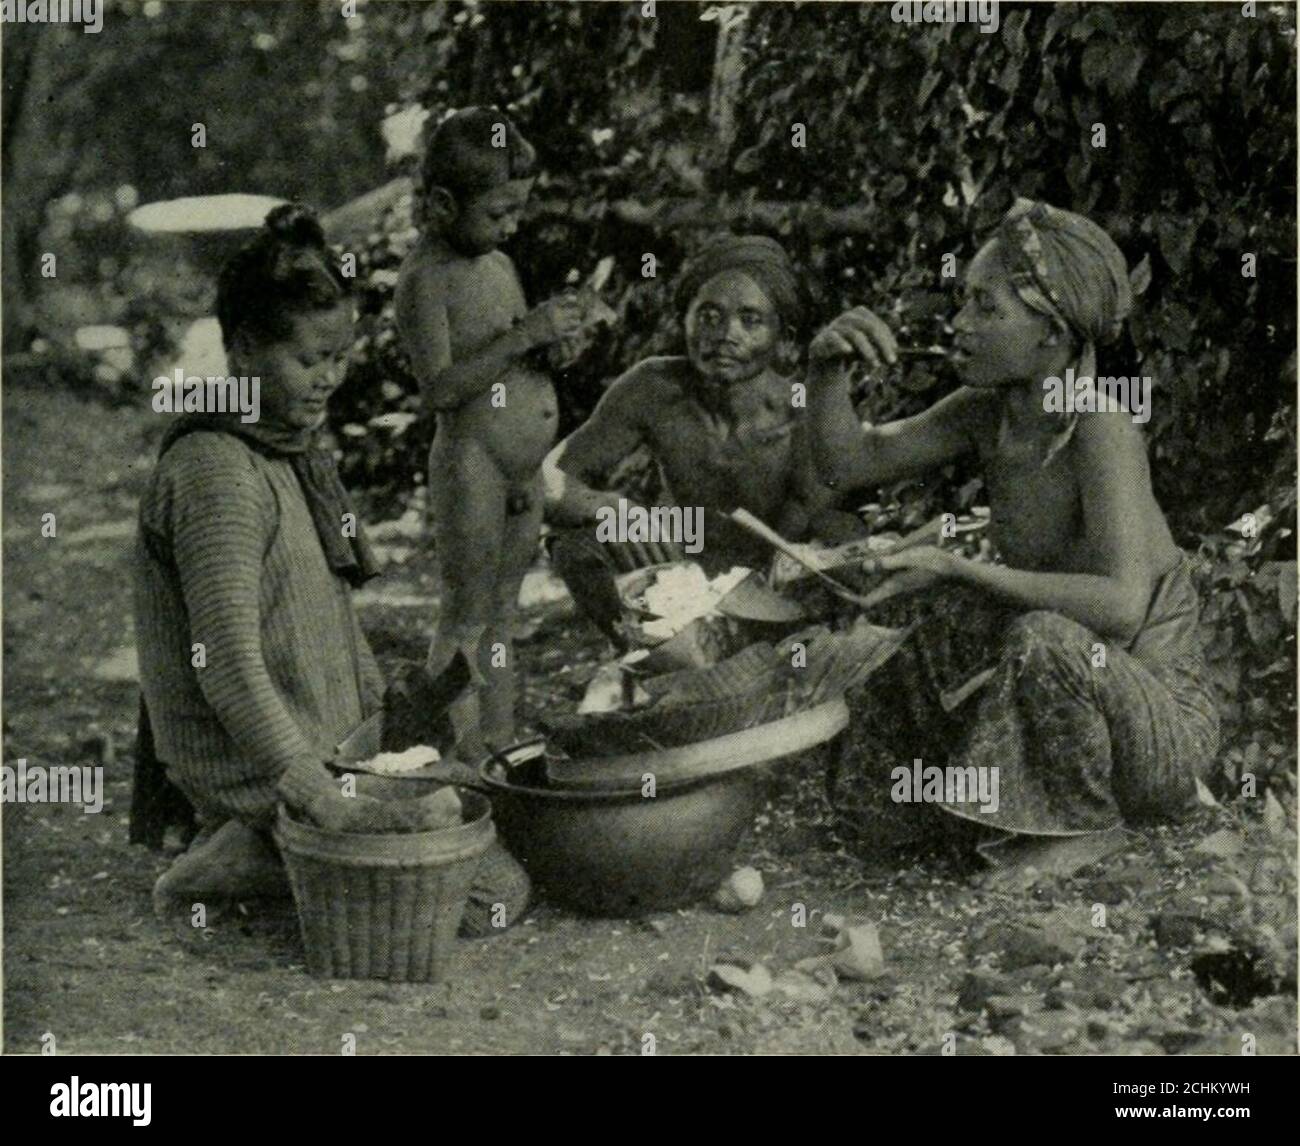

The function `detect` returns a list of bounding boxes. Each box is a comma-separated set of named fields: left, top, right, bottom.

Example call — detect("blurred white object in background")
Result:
left=166, top=316, right=228, bottom=379
left=127, top=194, right=287, bottom=234
left=382, top=105, right=431, bottom=165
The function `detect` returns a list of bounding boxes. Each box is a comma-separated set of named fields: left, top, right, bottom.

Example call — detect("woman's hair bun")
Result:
left=264, top=202, right=326, bottom=249
left=217, top=201, right=349, bottom=345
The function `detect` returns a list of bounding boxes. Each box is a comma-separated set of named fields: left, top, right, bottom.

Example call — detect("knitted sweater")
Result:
left=134, top=431, right=384, bottom=825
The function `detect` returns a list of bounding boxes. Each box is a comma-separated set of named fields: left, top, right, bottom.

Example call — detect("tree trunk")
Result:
left=1, top=25, right=85, bottom=351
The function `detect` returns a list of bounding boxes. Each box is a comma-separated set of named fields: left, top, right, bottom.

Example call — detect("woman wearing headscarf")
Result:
left=545, top=233, right=859, bottom=645
left=806, top=200, right=1219, bottom=873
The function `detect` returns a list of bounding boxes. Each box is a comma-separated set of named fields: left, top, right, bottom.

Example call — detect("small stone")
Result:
left=714, top=867, right=764, bottom=913
left=707, top=962, right=773, bottom=998
left=771, top=970, right=831, bottom=1003
left=830, top=923, right=886, bottom=981
left=819, top=911, right=871, bottom=937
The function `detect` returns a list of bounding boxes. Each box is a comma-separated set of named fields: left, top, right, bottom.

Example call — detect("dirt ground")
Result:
left=3, top=384, right=1296, bottom=1056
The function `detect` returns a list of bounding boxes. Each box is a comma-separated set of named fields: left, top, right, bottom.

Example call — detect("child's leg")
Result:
left=477, top=475, right=546, bottom=750
left=427, top=440, right=508, bottom=760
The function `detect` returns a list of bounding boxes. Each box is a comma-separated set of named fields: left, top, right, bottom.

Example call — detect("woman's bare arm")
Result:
left=805, top=307, right=978, bottom=493
left=879, top=412, right=1157, bottom=642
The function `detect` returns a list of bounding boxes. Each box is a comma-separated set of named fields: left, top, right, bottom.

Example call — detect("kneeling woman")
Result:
left=807, top=200, right=1218, bottom=858
left=135, top=205, right=526, bottom=926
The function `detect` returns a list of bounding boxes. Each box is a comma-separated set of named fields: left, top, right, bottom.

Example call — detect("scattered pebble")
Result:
left=714, top=867, right=764, bottom=913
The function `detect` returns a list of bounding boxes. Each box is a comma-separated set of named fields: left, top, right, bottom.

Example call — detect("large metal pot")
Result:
left=478, top=742, right=761, bottom=917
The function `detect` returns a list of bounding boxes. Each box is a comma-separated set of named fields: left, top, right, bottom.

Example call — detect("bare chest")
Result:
left=982, top=436, right=1087, bottom=570
left=652, top=398, right=799, bottom=506
left=445, top=257, right=529, bottom=355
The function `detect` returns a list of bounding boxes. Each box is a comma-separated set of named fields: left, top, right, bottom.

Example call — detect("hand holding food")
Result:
left=520, top=292, right=585, bottom=348
left=808, top=306, right=899, bottom=373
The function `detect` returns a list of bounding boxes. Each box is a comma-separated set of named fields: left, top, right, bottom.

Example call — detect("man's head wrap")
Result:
left=996, top=198, right=1132, bottom=355
left=674, top=234, right=807, bottom=336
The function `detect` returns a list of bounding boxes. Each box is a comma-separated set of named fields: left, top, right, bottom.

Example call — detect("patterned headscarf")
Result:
left=674, top=234, right=807, bottom=336
left=995, top=199, right=1134, bottom=465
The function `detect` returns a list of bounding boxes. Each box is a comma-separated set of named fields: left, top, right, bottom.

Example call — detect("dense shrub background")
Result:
left=327, top=1, right=1295, bottom=793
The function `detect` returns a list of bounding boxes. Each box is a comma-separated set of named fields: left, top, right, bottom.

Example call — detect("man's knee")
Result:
left=1003, top=610, right=1096, bottom=669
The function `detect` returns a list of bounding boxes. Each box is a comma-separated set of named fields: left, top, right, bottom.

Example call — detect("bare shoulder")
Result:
left=394, top=247, right=445, bottom=320
left=607, top=356, right=689, bottom=404
left=486, top=248, right=520, bottom=280
left=395, top=242, right=452, bottom=304
left=1074, top=403, right=1148, bottom=465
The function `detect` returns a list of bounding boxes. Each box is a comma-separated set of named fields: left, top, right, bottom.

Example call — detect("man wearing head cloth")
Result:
left=543, top=232, right=857, bottom=647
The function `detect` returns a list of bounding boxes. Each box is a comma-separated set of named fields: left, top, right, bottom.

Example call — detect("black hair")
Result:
left=420, top=106, right=536, bottom=205
left=216, top=202, right=350, bottom=347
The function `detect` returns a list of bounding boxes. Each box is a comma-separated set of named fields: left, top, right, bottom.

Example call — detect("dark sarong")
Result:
left=830, top=555, right=1220, bottom=844
left=129, top=696, right=198, bottom=851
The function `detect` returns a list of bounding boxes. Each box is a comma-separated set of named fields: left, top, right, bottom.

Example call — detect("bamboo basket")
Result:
left=274, top=792, right=494, bottom=983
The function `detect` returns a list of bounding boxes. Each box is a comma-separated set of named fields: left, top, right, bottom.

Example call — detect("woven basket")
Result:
left=274, top=792, right=494, bottom=983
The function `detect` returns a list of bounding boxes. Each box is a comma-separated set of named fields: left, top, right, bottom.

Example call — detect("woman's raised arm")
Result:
left=806, top=307, right=979, bottom=494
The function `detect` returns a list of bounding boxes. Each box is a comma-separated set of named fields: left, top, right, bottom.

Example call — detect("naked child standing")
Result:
left=395, top=107, right=584, bottom=760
